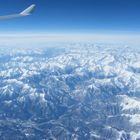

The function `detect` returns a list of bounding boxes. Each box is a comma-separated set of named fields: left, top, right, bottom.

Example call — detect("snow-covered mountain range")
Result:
left=0, top=43, right=140, bottom=140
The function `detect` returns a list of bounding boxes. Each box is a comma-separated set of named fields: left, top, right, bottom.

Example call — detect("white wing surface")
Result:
left=0, top=4, right=35, bottom=20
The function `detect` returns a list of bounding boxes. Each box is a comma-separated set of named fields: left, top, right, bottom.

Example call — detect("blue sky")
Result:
left=0, top=0, right=140, bottom=34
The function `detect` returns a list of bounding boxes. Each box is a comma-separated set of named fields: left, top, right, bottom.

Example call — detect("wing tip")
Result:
left=20, top=4, right=36, bottom=16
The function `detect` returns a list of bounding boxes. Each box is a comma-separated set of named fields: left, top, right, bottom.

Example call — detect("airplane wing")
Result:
left=0, top=4, right=35, bottom=20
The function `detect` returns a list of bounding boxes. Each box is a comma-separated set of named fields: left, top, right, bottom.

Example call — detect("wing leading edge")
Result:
left=0, top=4, right=35, bottom=20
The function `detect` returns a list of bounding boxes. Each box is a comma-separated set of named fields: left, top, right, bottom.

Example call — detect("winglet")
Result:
left=20, top=4, right=36, bottom=16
